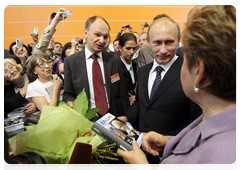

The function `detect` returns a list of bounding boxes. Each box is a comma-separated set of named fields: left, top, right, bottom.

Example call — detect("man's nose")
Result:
left=160, top=44, right=167, bottom=54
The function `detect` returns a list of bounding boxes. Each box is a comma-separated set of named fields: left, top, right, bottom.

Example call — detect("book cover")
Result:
left=7, top=106, right=26, bottom=118
left=4, top=116, right=24, bottom=133
left=92, top=113, right=144, bottom=151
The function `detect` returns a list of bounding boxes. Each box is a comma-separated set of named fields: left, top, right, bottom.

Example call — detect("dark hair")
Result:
left=182, top=5, right=236, bottom=100
left=119, top=33, right=137, bottom=47
left=9, top=42, right=31, bottom=56
left=26, top=52, right=51, bottom=77
left=85, top=16, right=111, bottom=30
left=54, top=42, right=62, bottom=47
left=113, top=39, right=119, bottom=44
left=153, top=14, right=170, bottom=21
left=61, top=42, right=72, bottom=60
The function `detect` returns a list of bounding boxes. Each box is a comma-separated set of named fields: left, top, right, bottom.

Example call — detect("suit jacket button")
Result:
left=145, top=125, right=148, bottom=128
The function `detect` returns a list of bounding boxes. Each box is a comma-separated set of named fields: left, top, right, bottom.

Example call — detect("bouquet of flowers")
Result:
left=8, top=89, right=119, bottom=164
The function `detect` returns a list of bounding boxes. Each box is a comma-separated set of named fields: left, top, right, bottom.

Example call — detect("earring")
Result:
left=194, top=84, right=199, bottom=93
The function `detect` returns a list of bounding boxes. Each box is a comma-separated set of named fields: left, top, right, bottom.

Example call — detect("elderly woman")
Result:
left=117, top=5, right=236, bottom=164
left=4, top=58, right=37, bottom=115
left=25, top=52, right=63, bottom=112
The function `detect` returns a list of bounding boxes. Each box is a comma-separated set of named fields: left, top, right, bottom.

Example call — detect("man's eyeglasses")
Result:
left=4, top=65, right=16, bottom=75
left=34, top=60, right=53, bottom=68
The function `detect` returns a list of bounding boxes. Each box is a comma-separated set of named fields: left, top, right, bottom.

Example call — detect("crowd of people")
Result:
left=4, top=5, right=236, bottom=164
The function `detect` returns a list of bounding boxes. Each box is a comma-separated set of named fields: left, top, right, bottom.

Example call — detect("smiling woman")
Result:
left=25, top=52, right=63, bottom=112
left=4, top=58, right=37, bottom=115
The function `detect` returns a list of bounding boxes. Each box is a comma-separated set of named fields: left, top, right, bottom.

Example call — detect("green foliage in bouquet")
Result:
left=8, top=89, right=119, bottom=164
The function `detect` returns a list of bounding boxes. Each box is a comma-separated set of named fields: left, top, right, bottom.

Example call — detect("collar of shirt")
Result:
left=131, top=49, right=139, bottom=60
left=121, top=56, right=133, bottom=71
left=85, top=46, right=103, bottom=60
left=150, top=55, right=178, bottom=75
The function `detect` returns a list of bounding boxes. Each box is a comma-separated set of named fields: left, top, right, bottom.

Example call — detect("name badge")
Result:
left=110, top=73, right=120, bottom=83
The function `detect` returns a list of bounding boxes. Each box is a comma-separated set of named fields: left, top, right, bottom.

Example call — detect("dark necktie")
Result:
left=91, top=54, right=108, bottom=116
left=150, top=66, right=164, bottom=100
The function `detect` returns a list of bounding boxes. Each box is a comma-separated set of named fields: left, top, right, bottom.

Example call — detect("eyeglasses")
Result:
left=34, top=60, right=53, bottom=68
left=4, top=65, right=16, bottom=75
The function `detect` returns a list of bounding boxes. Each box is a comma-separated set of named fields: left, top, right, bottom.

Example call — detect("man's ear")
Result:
left=146, top=36, right=150, bottom=43
left=194, top=59, right=207, bottom=89
left=84, top=28, right=88, bottom=39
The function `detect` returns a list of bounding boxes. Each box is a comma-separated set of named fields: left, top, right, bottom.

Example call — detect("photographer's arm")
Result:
left=116, top=24, right=127, bottom=40
left=33, top=8, right=67, bottom=54
left=68, top=36, right=79, bottom=56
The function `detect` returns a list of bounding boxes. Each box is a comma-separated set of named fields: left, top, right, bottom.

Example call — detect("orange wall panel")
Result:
left=4, top=6, right=23, bottom=22
left=4, top=5, right=194, bottom=50
left=113, top=6, right=143, bottom=20
left=84, top=6, right=114, bottom=20
left=168, top=7, right=192, bottom=20
left=141, top=7, right=169, bottom=21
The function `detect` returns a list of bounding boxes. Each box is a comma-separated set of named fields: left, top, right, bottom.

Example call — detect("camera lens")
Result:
left=11, top=152, right=47, bottom=170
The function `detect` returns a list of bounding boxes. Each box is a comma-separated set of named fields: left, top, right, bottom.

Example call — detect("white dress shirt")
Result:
left=148, top=55, right=178, bottom=98
left=85, top=47, right=109, bottom=108
left=120, top=57, right=135, bottom=84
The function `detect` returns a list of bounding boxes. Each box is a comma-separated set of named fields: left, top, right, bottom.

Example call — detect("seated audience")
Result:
left=117, top=5, right=236, bottom=164
left=119, top=33, right=138, bottom=105
left=4, top=58, right=37, bottom=115
left=25, top=52, right=63, bottom=112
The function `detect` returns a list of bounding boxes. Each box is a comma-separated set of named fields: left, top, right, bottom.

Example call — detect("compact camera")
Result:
left=33, top=27, right=38, bottom=35
left=144, top=22, right=149, bottom=27
left=16, top=39, right=23, bottom=48
left=125, top=25, right=130, bottom=28
left=65, top=10, right=72, bottom=17
left=77, top=38, right=83, bottom=44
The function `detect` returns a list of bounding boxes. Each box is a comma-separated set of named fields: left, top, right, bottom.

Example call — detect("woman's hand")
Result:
left=24, top=103, right=37, bottom=114
left=142, top=131, right=169, bottom=156
left=53, top=76, right=63, bottom=92
left=117, top=139, right=149, bottom=164
left=20, top=80, right=31, bottom=98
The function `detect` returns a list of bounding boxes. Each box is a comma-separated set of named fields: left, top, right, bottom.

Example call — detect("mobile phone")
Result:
left=33, top=27, right=38, bottom=35
left=16, top=39, right=23, bottom=48
left=65, top=10, right=72, bottom=17
left=125, top=25, right=130, bottom=28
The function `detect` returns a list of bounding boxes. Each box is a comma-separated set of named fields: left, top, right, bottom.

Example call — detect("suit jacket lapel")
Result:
left=149, top=56, right=183, bottom=106
left=102, top=51, right=111, bottom=102
left=142, top=63, right=153, bottom=104
left=76, top=50, right=90, bottom=100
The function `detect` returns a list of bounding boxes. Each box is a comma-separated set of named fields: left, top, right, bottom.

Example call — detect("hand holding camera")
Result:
left=71, top=36, right=79, bottom=46
left=48, top=8, right=68, bottom=26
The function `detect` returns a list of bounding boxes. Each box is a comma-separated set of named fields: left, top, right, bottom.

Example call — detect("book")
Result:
left=7, top=106, right=26, bottom=118
left=4, top=116, right=24, bottom=133
left=92, top=113, right=144, bottom=151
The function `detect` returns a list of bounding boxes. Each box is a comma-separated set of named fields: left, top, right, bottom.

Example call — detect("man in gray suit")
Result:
left=63, top=16, right=130, bottom=117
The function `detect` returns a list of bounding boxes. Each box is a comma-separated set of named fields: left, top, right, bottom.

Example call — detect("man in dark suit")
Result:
left=118, top=17, right=202, bottom=163
left=63, top=16, right=130, bottom=117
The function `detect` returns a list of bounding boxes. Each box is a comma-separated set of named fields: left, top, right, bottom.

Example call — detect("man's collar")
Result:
left=85, top=46, right=102, bottom=59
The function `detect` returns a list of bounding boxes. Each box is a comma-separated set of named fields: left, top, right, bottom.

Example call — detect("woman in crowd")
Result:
left=4, top=58, right=37, bottom=115
left=55, top=36, right=79, bottom=74
left=117, top=5, right=236, bottom=164
left=25, top=52, right=63, bottom=112
left=9, top=42, right=31, bottom=69
left=118, top=33, right=138, bottom=105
